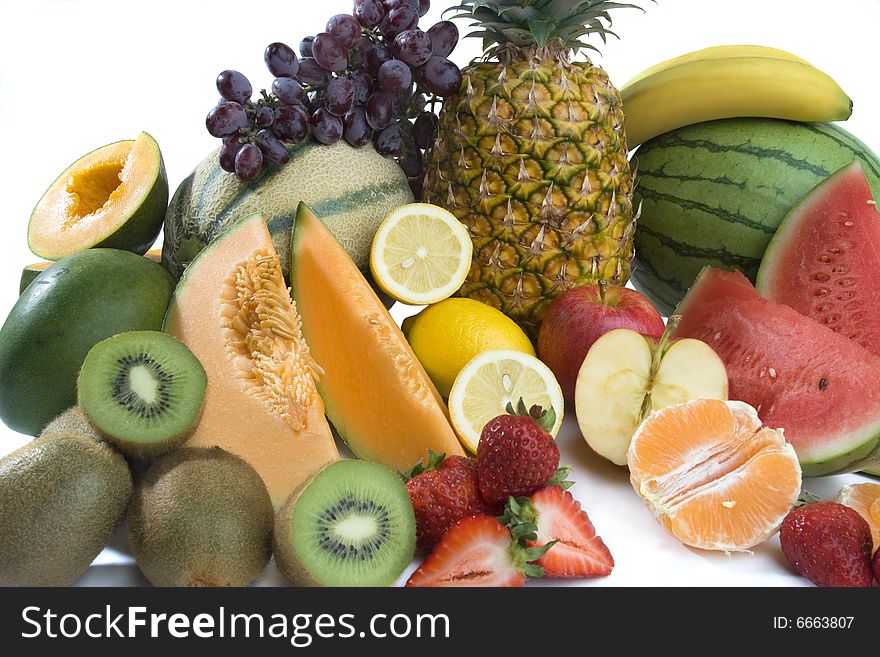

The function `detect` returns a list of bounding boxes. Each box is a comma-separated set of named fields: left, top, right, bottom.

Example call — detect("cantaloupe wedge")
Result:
left=290, top=202, right=463, bottom=470
left=164, top=215, right=338, bottom=507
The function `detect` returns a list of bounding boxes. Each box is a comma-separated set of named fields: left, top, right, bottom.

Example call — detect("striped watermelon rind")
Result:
left=162, top=140, right=413, bottom=281
left=631, top=118, right=880, bottom=315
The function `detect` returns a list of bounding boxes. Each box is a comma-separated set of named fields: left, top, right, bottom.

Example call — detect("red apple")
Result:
left=537, top=282, right=665, bottom=403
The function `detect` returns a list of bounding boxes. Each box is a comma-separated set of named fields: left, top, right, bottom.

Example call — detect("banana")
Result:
left=620, top=45, right=852, bottom=149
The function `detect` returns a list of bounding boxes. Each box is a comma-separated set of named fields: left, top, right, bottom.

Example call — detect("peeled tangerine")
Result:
left=575, top=328, right=728, bottom=466
left=628, top=398, right=802, bottom=551
left=164, top=215, right=338, bottom=508
left=835, top=482, right=880, bottom=550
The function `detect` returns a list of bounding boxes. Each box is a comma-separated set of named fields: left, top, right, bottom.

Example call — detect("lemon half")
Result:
left=370, top=203, right=472, bottom=305
left=448, top=350, right=564, bottom=453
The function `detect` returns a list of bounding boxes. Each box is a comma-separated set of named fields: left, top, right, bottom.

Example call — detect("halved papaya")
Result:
left=164, top=215, right=338, bottom=507
left=290, top=202, right=463, bottom=470
left=28, top=132, right=168, bottom=260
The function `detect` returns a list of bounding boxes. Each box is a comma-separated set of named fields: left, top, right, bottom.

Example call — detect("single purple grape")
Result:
left=375, top=122, right=402, bottom=156
left=219, top=137, right=242, bottom=173
left=325, top=77, right=355, bottom=116
left=256, top=129, right=290, bottom=165
left=393, top=29, right=433, bottom=67
left=265, top=42, right=299, bottom=78
left=427, top=21, right=458, bottom=59
left=326, top=14, right=361, bottom=49
left=417, top=0, right=430, bottom=17
left=365, top=92, right=395, bottom=130
left=398, top=149, right=425, bottom=177
left=312, top=33, right=348, bottom=73
left=272, top=77, right=306, bottom=105
left=300, top=36, right=315, bottom=58
left=235, top=143, right=263, bottom=181
left=351, top=35, right=374, bottom=68
left=378, top=59, right=412, bottom=92
left=350, top=69, right=374, bottom=105
left=216, top=70, right=252, bottom=104
left=412, top=111, right=438, bottom=148
left=297, top=58, right=332, bottom=88
left=311, top=108, right=344, bottom=145
left=273, top=104, right=310, bottom=141
left=419, top=56, right=463, bottom=97
left=206, top=101, right=250, bottom=138
left=343, top=107, right=373, bottom=147
left=380, top=4, right=418, bottom=40
left=355, top=0, right=385, bottom=28
left=365, top=43, right=393, bottom=76
left=254, top=105, right=275, bottom=128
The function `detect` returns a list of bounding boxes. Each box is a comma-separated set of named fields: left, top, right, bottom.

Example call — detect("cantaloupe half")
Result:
left=164, top=214, right=338, bottom=507
left=290, top=202, right=464, bottom=470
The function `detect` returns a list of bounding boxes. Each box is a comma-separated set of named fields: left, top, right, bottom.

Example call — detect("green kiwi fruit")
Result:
left=77, top=330, right=206, bottom=458
left=128, top=447, right=274, bottom=587
left=0, top=431, right=132, bottom=586
left=41, top=404, right=101, bottom=440
left=273, top=460, right=416, bottom=587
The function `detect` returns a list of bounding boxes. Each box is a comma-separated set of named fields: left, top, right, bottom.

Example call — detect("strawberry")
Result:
left=405, top=451, right=501, bottom=551
left=501, top=486, right=614, bottom=578
left=405, top=515, right=551, bottom=587
left=874, top=547, right=880, bottom=585
left=477, top=400, right=561, bottom=505
left=779, top=501, right=874, bottom=587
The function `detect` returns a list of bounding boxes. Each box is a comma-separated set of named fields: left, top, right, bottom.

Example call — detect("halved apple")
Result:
left=574, top=327, right=728, bottom=466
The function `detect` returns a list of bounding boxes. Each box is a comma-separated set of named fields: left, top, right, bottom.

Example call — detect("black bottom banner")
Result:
left=0, top=586, right=874, bottom=653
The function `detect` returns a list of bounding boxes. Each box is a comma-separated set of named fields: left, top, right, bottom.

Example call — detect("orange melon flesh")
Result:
left=290, top=202, right=463, bottom=470
left=164, top=215, right=338, bottom=507
left=628, top=398, right=802, bottom=552
left=28, top=133, right=165, bottom=259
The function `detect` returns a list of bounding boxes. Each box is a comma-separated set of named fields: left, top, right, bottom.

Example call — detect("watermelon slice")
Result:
left=757, top=161, right=880, bottom=356
left=675, top=267, right=880, bottom=476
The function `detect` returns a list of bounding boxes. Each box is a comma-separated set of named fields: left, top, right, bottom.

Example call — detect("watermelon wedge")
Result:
left=757, top=161, right=880, bottom=356
left=675, top=267, right=880, bottom=476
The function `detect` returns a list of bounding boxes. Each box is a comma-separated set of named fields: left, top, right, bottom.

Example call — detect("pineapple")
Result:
left=423, top=0, right=643, bottom=338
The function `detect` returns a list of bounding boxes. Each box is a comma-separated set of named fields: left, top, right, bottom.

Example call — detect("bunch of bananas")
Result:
left=621, top=45, right=852, bottom=148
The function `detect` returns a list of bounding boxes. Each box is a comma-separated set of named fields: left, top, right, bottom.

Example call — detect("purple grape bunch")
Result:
left=205, top=0, right=461, bottom=192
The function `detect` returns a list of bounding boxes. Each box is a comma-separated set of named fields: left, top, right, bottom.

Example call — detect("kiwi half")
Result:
left=77, top=331, right=206, bottom=458
left=274, top=460, right=416, bottom=587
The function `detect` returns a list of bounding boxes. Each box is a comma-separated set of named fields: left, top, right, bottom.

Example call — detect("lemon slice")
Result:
left=370, top=203, right=473, bottom=305
left=447, top=349, right=564, bottom=453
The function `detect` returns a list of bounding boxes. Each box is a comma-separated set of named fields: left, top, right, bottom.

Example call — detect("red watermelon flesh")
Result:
left=675, top=267, right=880, bottom=476
left=757, top=161, right=880, bottom=356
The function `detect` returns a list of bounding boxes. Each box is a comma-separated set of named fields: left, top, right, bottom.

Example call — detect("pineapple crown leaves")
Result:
left=445, top=0, right=654, bottom=58
left=504, top=397, right=556, bottom=433
left=499, top=495, right=557, bottom=578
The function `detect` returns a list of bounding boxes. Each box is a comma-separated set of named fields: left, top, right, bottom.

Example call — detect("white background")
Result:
left=0, top=0, right=877, bottom=586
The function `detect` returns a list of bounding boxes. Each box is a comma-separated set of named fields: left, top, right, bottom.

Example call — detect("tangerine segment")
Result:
left=628, top=399, right=801, bottom=552
left=834, top=482, right=880, bottom=549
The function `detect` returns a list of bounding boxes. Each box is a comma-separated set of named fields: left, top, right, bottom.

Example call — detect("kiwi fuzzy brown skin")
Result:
left=128, top=447, right=274, bottom=587
left=0, top=431, right=132, bottom=586
left=41, top=405, right=102, bottom=441
left=273, top=475, right=321, bottom=587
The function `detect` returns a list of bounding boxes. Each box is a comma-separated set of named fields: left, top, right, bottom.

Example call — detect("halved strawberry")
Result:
left=503, top=486, right=614, bottom=578
left=405, top=515, right=550, bottom=587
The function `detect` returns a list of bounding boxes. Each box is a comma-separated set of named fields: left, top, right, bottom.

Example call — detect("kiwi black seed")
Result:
left=77, top=330, right=207, bottom=458
left=273, top=460, right=416, bottom=587
left=128, top=447, right=274, bottom=587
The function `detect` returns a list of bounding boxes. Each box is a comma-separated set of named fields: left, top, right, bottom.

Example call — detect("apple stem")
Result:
left=639, top=315, right=682, bottom=423
left=598, top=279, right=607, bottom=305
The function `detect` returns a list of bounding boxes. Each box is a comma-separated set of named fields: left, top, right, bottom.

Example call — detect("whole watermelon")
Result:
left=162, top=140, right=413, bottom=281
left=631, top=118, right=880, bottom=315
